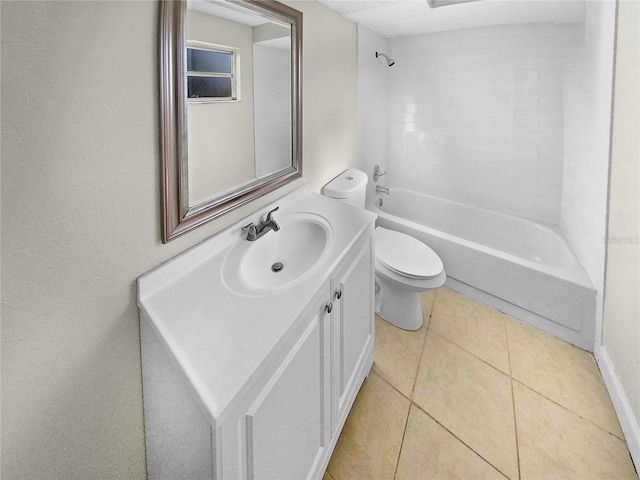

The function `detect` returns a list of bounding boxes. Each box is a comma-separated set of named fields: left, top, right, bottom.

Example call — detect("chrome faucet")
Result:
left=375, top=185, right=390, bottom=195
left=242, top=206, right=280, bottom=241
left=373, top=164, right=387, bottom=182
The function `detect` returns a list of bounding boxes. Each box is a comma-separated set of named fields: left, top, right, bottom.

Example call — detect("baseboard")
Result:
left=595, top=344, right=640, bottom=475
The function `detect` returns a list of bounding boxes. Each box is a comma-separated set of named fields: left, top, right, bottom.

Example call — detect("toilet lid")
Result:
left=375, top=227, right=444, bottom=279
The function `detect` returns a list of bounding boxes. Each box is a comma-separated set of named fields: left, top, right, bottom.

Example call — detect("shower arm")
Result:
left=375, top=52, right=395, bottom=67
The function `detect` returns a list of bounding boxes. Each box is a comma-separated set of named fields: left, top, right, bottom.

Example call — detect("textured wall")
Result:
left=0, top=0, right=357, bottom=477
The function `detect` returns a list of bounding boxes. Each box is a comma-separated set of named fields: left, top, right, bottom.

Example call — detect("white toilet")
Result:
left=324, top=169, right=446, bottom=330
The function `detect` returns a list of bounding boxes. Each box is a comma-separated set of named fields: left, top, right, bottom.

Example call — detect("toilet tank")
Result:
left=323, top=169, right=368, bottom=208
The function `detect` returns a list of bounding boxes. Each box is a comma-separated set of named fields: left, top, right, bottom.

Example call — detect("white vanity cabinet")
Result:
left=328, top=238, right=375, bottom=438
left=244, top=236, right=374, bottom=480
left=243, top=299, right=326, bottom=480
left=138, top=196, right=375, bottom=480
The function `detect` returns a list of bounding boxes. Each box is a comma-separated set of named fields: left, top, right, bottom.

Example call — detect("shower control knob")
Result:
left=335, top=289, right=342, bottom=300
left=325, top=302, right=333, bottom=314
left=373, top=164, right=387, bottom=182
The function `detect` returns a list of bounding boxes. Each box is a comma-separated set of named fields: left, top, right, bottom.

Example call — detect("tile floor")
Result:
left=324, top=287, right=638, bottom=480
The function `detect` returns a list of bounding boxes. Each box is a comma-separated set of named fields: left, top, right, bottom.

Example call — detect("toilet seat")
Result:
left=375, top=227, right=443, bottom=280
left=376, top=259, right=446, bottom=292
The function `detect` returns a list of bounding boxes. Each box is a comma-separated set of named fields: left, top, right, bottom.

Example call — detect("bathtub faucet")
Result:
left=376, top=185, right=390, bottom=195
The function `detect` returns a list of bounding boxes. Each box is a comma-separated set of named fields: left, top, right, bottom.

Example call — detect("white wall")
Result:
left=386, top=23, right=581, bottom=224
left=561, top=0, right=617, bottom=346
left=356, top=25, right=389, bottom=197
left=293, top=0, right=358, bottom=191
left=0, top=0, right=357, bottom=477
left=600, top=0, right=640, bottom=467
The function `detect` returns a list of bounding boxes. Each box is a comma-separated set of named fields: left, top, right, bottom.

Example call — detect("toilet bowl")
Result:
left=375, top=226, right=446, bottom=329
left=323, top=169, right=446, bottom=330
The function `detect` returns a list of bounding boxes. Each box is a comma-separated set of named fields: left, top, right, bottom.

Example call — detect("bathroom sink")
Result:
left=222, top=212, right=334, bottom=294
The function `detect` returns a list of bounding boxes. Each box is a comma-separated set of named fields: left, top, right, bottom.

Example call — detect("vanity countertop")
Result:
left=138, top=186, right=376, bottom=425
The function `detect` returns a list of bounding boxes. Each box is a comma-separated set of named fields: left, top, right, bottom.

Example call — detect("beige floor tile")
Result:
left=373, top=315, right=428, bottom=397
left=396, top=405, right=507, bottom=480
left=413, top=332, right=519, bottom=479
left=430, top=287, right=511, bottom=374
left=507, top=318, right=623, bottom=438
left=420, top=289, right=438, bottom=328
left=323, top=471, right=335, bottom=480
left=327, top=371, right=410, bottom=480
left=514, top=381, right=637, bottom=480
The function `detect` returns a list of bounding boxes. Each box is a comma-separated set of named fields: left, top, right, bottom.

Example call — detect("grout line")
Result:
left=512, top=378, right=627, bottom=441
left=430, top=329, right=511, bottom=378
left=416, top=289, right=515, bottom=479
left=410, top=401, right=510, bottom=480
left=407, top=288, right=439, bottom=400
left=374, top=288, right=631, bottom=479
left=409, top=323, right=432, bottom=400
left=372, top=366, right=413, bottom=402
left=428, top=289, right=513, bottom=378
left=393, top=402, right=413, bottom=480
left=505, top=325, right=522, bottom=480
left=393, top=285, right=439, bottom=478
left=504, top=321, right=627, bottom=442
left=374, top=291, right=512, bottom=480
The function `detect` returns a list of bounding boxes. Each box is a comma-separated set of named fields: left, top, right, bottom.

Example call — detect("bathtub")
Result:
left=369, top=188, right=596, bottom=350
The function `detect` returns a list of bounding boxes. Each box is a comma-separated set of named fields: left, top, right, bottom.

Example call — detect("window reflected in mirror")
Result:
left=186, top=45, right=236, bottom=100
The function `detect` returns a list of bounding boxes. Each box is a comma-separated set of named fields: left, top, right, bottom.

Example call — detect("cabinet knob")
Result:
left=335, top=289, right=342, bottom=300
left=325, top=302, right=333, bottom=314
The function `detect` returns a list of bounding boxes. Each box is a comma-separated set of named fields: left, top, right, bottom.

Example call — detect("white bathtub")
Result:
left=369, top=188, right=596, bottom=350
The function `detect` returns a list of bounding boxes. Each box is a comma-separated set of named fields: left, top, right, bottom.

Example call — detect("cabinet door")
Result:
left=246, top=304, right=328, bottom=480
left=331, top=239, right=375, bottom=434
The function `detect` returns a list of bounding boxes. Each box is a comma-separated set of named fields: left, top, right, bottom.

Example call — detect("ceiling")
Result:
left=314, top=0, right=585, bottom=38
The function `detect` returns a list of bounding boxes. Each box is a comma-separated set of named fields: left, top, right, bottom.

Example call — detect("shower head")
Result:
left=375, top=52, right=395, bottom=67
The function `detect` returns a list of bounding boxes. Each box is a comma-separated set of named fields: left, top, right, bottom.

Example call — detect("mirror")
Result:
left=159, top=0, right=302, bottom=243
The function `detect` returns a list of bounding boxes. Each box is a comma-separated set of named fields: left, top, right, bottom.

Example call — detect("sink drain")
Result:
left=271, top=262, right=284, bottom=273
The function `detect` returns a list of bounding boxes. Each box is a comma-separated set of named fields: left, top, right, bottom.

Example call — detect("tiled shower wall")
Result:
left=386, top=23, right=582, bottom=224
left=357, top=26, right=389, bottom=199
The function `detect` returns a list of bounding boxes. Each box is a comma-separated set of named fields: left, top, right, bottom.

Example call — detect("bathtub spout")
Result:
left=376, top=185, right=390, bottom=195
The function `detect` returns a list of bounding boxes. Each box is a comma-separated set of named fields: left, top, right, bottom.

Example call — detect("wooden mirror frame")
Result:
left=159, top=0, right=303, bottom=243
